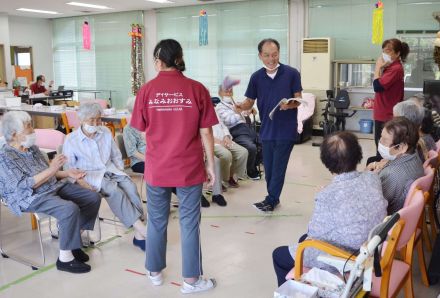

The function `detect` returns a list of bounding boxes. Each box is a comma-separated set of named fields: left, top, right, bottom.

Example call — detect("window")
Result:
left=156, top=0, right=289, bottom=99
left=17, top=53, right=31, bottom=66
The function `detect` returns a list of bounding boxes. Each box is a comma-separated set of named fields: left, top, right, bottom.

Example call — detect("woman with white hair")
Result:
left=0, top=111, right=101, bottom=273
left=63, top=102, right=147, bottom=251
left=123, top=97, right=146, bottom=173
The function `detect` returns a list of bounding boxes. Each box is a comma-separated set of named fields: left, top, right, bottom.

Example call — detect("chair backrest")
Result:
left=423, top=150, right=438, bottom=169
left=35, top=129, right=65, bottom=150
left=80, top=99, right=108, bottom=109
left=62, top=111, right=81, bottom=134
left=374, top=219, right=405, bottom=298
left=397, top=189, right=426, bottom=250
left=404, top=166, right=434, bottom=207
left=116, top=134, right=128, bottom=160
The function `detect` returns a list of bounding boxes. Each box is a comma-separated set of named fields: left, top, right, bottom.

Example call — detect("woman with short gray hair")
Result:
left=63, top=102, right=147, bottom=251
left=0, top=111, right=101, bottom=274
left=77, top=101, right=103, bottom=121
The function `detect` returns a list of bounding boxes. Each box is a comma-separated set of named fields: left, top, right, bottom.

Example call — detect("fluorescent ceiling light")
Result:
left=16, top=8, right=60, bottom=14
left=145, top=0, right=174, bottom=3
left=66, top=2, right=112, bottom=9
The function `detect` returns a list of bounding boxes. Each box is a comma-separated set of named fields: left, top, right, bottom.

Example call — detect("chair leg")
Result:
left=422, top=217, right=432, bottom=252
left=404, top=274, right=414, bottom=298
left=416, top=238, right=430, bottom=287
left=0, top=204, right=44, bottom=269
left=36, top=218, right=46, bottom=267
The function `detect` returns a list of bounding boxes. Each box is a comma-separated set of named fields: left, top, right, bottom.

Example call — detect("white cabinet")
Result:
left=301, top=38, right=334, bottom=90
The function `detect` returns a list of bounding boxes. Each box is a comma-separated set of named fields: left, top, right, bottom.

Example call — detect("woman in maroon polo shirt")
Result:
left=373, top=38, right=410, bottom=153
left=131, top=39, right=218, bottom=294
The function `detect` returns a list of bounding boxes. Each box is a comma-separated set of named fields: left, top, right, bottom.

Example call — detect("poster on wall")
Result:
left=199, top=9, right=208, bottom=46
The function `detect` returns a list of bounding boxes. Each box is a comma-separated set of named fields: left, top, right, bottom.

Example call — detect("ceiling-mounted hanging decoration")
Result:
left=372, top=1, right=384, bottom=45
left=199, top=9, right=208, bottom=46
left=129, top=24, right=145, bottom=95
left=82, top=21, right=91, bottom=50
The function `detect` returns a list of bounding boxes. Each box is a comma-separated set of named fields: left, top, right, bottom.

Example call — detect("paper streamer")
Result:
left=372, top=1, right=384, bottom=45
left=199, top=10, right=208, bottom=46
left=82, top=21, right=91, bottom=50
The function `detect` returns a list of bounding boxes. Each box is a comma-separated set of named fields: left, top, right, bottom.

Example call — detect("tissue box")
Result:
left=274, top=280, right=319, bottom=298
left=5, top=97, right=21, bottom=107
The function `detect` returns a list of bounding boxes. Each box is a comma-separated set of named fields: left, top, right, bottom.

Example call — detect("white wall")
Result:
left=0, top=13, right=13, bottom=85
left=8, top=16, right=53, bottom=84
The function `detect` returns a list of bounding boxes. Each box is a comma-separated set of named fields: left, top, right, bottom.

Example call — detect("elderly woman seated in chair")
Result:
left=0, top=111, right=101, bottom=274
left=63, top=102, right=147, bottom=251
left=367, top=116, right=424, bottom=214
left=272, top=131, right=387, bottom=286
left=123, top=97, right=146, bottom=174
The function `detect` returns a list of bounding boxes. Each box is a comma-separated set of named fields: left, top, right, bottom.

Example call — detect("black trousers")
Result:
left=374, top=120, right=385, bottom=156
left=273, top=246, right=295, bottom=287
left=131, top=162, right=145, bottom=174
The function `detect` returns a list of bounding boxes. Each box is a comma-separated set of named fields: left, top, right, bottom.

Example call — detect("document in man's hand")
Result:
left=268, top=97, right=308, bottom=120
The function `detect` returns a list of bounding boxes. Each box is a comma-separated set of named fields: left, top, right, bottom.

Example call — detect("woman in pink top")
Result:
left=131, top=39, right=218, bottom=294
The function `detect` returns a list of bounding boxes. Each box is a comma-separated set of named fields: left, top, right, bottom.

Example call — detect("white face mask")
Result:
left=222, top=96, right=233, bottom=103
left=382, top=52, right=392, bottom=63
left=21, top=133, right=36, bottom=148
left=378, top=142, right=398, bottom=160
left=263, top=63, right=280, bottom=72
left=83, top=124, right=98, bottom=134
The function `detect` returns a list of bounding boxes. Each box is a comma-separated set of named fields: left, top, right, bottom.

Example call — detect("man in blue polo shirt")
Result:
left=235, top=38, right=302, bottom=212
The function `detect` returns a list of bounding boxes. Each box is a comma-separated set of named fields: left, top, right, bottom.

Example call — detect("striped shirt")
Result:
left=63, top=126, right=126, bottom=191
left=122, top=124, right=146, bottom=167
left=0, top=144, right=65, bottom=215
left=215, top=101, right=245, bottom=129
left=379, top=152, right=424, bottom=214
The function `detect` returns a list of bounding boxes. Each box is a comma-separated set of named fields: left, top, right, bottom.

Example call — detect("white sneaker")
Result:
left=180, top=277, right=216, bottom=294
left=148, top=272, right=163, bottom=286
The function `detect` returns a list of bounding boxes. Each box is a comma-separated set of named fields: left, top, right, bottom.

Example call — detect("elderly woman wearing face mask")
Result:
left=0, top=111, right=101, bottom=274
left=367, top=117, right=424, bottom=214
left=373, top=38, right=410, bottom=155
left=63, top=102, right=147, bottom=251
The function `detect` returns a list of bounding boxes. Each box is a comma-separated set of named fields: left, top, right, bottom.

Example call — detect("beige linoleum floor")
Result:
left=0, top=137, right=439, bottom=298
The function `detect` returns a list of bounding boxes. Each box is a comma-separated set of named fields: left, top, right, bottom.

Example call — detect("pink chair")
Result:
left=61, top=111, right=81, bottom=134
left=35, top=129, right=65, bottom=151
left=370, top=190, right=426, bottom=298
left=423, top=150, right=438, bottom=169
left=80, top=99, right=109, bottom=109
left=405, top=166, right=434, bottom=207
left=404, top=166, right=434, bottom=287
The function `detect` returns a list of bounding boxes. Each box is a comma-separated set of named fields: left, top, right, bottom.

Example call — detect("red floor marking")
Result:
left=210, top=224, right=220, bottom=228
left=125, top=269, right=147, bottom=276
left=171, top=281, right=182, bottom=287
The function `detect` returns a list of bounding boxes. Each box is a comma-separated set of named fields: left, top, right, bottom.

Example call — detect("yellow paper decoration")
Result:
left=372, top=7, right=384, bottom=45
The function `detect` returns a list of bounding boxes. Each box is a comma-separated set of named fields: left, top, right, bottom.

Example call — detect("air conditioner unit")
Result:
left=301, top=38, right=334, bottom=90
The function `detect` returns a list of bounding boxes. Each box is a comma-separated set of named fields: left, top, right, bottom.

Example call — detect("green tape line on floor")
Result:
left=0, top=233, right=125, bottom=293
